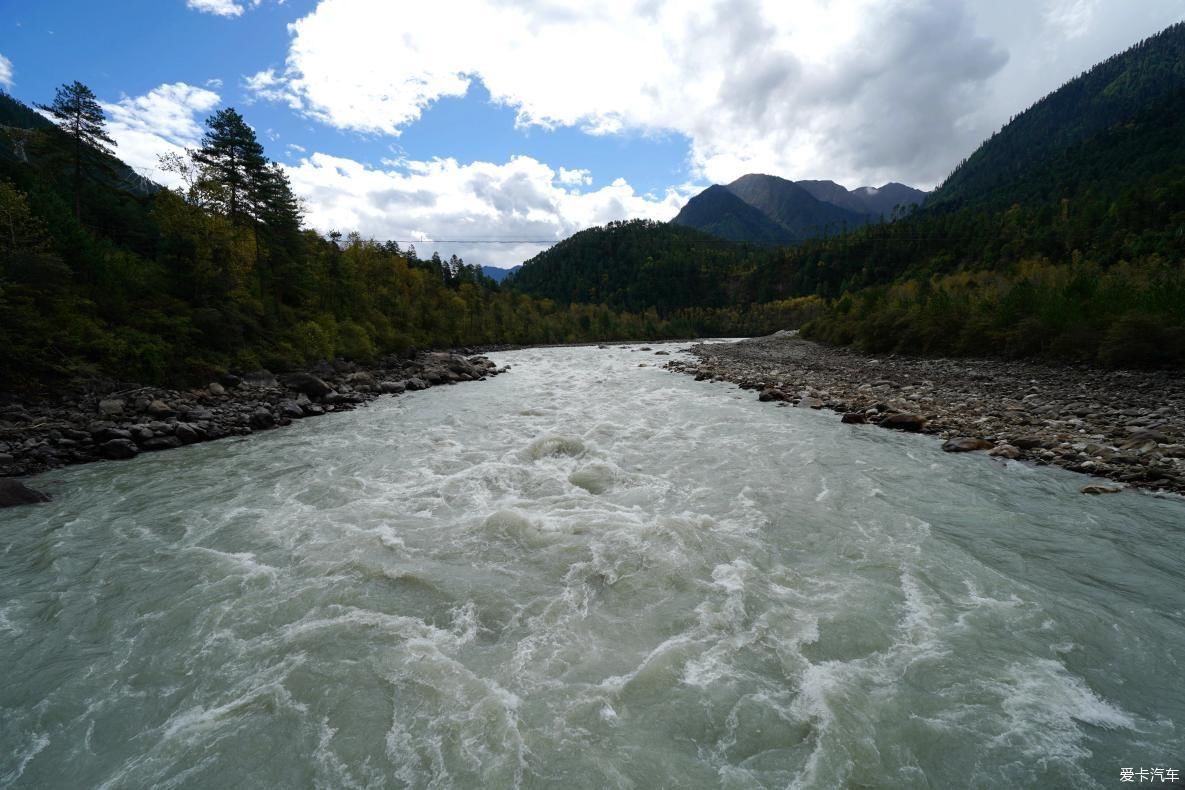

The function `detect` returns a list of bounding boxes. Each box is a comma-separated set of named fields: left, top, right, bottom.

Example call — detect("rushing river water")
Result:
left=2, top=343, right=1183, bottom=789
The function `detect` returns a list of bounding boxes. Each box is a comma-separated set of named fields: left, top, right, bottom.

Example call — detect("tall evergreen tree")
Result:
left=37, top=81, right=114, bottom=220
left=193, top=108, right=267, bottom=224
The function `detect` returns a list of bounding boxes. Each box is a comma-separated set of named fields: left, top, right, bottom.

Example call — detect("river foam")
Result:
left=1, top=342, right=1182, bottom=788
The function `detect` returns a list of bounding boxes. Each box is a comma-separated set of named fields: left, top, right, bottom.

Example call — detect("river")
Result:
left=2, top=343, right=1182, bottom=788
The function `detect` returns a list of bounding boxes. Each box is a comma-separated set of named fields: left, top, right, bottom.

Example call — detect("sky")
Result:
left=2, top=0, right=1182, bottom=268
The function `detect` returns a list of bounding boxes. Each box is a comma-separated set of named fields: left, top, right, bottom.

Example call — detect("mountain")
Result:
left=480, top=265, right=520, bottom=283
left=798, top=180, right=926, bottom=217
left=509, top=219, right=772, bottom=312
left=926, top=22, right=1185, bottom=210
left=670, top=184, right=796, bottom=245
left=672, top=173, right=924, bottom=245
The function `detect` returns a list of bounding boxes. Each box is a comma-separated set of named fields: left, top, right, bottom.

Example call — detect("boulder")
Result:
left=146, top=400, right=176, bottom=419
left=0, top=478, right=51, bottom=507
left=942, top=437, right=994, bottom=453
left=100, top=439, right=139, bottom=460
left=758, top=388, right=789, bottom=403
left=91, top=427, right=134, bottom=444
left=278, top=400, right=305, bottom=419
left=207, top=382, right=226, bottom=396
left=987, top=444, right=1022, bottom=459
left=405, top=377, right=428, bottom=391
left=841, top=412, right=867, bottom=424
left=281, top=372, right=333, bottom=399
left=1012, top=436, right=1046, bottom=450
left=98, top=398, right=125, bottom=416
left=250, top=408, right=276, bottom=429
left=141, top=436, right=183, bottom=451
left=879, top=413, right=926, bottom=432
left=174, top=423, right=203, bottom=444
left=380, top=381, right=406, bottom=395
left=242, top=369, right=278, bottom=388
left=796, top=397, right=824, bottom=409
left=1081, top=484, right=1123, bottom=495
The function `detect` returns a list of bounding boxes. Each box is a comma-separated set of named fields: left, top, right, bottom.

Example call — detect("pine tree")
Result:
left=38, top=81, right=115, bottom=220
left=193, top=108, right=267, bottom=224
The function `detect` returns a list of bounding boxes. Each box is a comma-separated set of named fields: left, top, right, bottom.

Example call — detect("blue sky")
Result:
left=2, top=0, right=1182, bottom=267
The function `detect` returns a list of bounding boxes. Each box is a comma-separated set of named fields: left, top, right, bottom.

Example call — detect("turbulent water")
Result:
left=2, top=343, right=1183, bottom=789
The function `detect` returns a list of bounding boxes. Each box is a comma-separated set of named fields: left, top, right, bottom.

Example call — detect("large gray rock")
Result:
left=0, top=478, right=50, bottom=507
left=242, top=369, right=278, bottom=388
left=278, top=400, right=305, bottom=419
left=98, top=398, right=125, bottom=416
left=282, top=372, right=333, bottom=399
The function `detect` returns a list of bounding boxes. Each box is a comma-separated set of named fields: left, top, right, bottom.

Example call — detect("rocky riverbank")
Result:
left=0, top=351, right=504, bottom=502
left=665, top=333, right=1185, bottom=496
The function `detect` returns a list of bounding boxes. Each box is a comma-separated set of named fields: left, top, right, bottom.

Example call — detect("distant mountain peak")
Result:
left=673, top=173, right=925, bottom=244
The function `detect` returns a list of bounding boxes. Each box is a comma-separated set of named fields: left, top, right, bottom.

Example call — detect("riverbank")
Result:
left=0, top=351, right=504, bottom=495
left=665, top=333, right=1185, bottom=496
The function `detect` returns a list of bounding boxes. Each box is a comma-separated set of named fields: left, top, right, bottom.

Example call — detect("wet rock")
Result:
left=879, top=413, right=926, bottom=432
left=1012, top=437, right=1047, bottom=450
left=988, top=444, right=1022, bottom=459
left=758, top=388, right=789, bottom=403
left=100, top=439, right=139, bottom=460
left=141, top=436, right=183, bottom=451
left=278, top=400, right=305, bottom=420
left=942, top=437, right=994, bottom=453
left=1082, top=484, right=1123, bottom=495
left=796, top=397, right=824, bottom=409
left=380, top=380, right=406, bottom=395
left=405, top=377, right=427, bottom=391
left=0, top=478, right=51, bottom=507
left=841, top=412, right=867, bottom=424
left=250, top=408, right=276, bottom=429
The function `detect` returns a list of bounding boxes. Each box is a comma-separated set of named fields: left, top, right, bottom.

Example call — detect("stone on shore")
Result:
left=758, top=388, right=789, bottom=402
left=942, top=437, right=994, bottom=453
left=841, top=412, right=867, bottom=424
left=0, top=478, right=51, bottom=507
left=879, top=413, right=926, bottom=432
left=282, top=372, right=333, bottom=399
left=1082, top=484, right=1123, bottom=495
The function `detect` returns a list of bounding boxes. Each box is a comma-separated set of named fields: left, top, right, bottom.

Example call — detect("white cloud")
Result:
left=282, top=153, right=697, bottom=268
left=0, top=53, right=13, bottom=90
left=248, top=0, right=1184, bottom=189
left=186, top=0, right=263, bottom=17
left=205, top=77, right=224, bottom=89
left=102, top=82, right=222, bottom=188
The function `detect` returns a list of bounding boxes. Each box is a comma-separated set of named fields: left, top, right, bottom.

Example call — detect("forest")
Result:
left=1, top=87, right=787, bottom=388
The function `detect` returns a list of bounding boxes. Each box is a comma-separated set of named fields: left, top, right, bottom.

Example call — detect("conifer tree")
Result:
left=38, top=81, right=114, bottom=220
left=193, top=108, right=267, bottom=224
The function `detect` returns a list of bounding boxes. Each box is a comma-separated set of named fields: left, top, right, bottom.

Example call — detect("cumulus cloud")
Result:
left=247, top=0, right=1184, bottom=189
left=244, top=0, right=1012, bottom=186
left=0, top=53, right=13, bottom=91
left=282, top=153, right=697, bottom=268
left=102, top=82, right=222, bottom=187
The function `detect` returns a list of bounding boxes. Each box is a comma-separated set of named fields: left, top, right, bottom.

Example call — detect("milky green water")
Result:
left=2, top=343, right=1183, bottom=789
